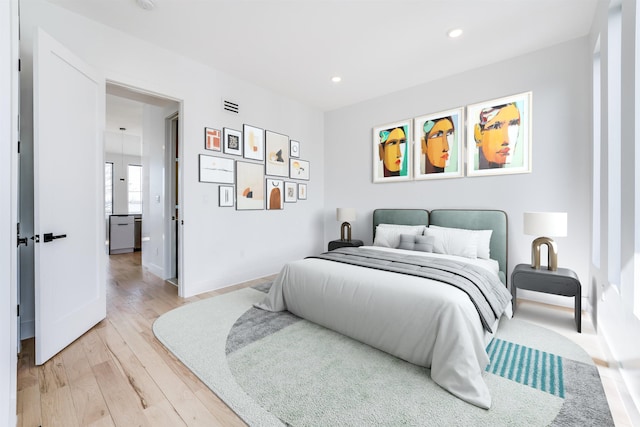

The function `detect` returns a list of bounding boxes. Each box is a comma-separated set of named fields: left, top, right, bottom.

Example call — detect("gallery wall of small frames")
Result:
left=200, top=125, right=309, bottom=210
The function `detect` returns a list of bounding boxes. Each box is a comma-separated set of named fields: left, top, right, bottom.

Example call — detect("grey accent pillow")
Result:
left=398, top=234, right=416, bottom=250
left=414, top=235, right=435, bottom=252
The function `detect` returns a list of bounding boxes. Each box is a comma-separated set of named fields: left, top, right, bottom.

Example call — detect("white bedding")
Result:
left=255, top=247, right=512, bottom=409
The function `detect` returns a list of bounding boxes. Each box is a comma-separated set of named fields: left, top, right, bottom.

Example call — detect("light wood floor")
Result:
left=16, top=251, right=273, bottom=427
left=16, top=251, right=635, bottom=426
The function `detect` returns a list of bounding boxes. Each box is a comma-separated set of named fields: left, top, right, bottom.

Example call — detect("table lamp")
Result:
left=336, top=208, right=356, bottom=242
left=523, top=212, right=567, bottom=271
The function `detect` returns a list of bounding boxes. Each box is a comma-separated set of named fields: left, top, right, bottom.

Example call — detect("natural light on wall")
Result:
left=593, top=39, right=601, bottom=269
left=608, top=5, right=621, bottom=288
left=635, top=1, right=640, bottom=318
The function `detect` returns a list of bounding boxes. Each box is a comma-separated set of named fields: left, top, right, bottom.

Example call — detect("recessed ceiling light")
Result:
left=447, top=28, right=463, bottom=38
left=331, top=76, right=342, bottom=83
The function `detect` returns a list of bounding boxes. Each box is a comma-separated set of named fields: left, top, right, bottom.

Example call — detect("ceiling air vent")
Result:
left=222, top=99, right=239, bottom=114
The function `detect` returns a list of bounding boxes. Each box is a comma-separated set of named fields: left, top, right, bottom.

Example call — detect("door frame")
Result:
left=165, top=112, right=182, bottom=289
left=2, top=0, right=19, bottom=423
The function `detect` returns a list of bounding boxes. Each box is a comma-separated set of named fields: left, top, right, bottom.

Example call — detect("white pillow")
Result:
left=373, top=224, right=426, bottom=248
left=425, top=226, right=478, bottom=259
left=473, top=229, right=493, bottom=259
left=428, top=225, right=493, bottom=259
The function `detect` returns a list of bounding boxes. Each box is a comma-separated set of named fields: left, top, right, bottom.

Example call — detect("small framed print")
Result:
left=219, top=186, right=234, bottom=207
left=266, top=179, right=284, bottom=210
left=243, top=124, right=265, bottom=161
left=236, top=161, right=265, bottom=210
left=223, top=127, right=243, bottom=156
left=265, top=130, right=289, bottom=177
left=297, top=183, right=307, bottom=200
left=290, top=140, right=300, bottom=158
left=289, top=159, right=310, bottom=180
left=199, top=154, right=234, bottom=184
left=284, top=181, right=297, bottom=203
left=205, top=127, right=221, bottom=151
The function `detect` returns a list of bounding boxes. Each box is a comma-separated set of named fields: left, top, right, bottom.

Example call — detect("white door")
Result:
left=33, top=29, right=106, bottom=365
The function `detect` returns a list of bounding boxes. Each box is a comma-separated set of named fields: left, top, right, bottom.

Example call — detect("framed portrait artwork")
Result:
left=243, top=124, right=265, bottom=161
left=218, top=185, right=234, bottom=207
left=298, top=183, right=307, bottom=200
left=223, top=127, right=243, bottom=156
left=413, top=108, right=464, bottom=180
left=204, top=127, right=221, bottom=151
left=198, top=154, right=234, bottom=184
left=284, top=181, right=297, bottom=203
left=265, top=130, right=289, bottom=177
left=236, top=161, right=265, bottom=210
left=266, top=179, right=284, bottom=210
left=290, top=140, right=300, bottom=158
left=372, top=120, right=411, bottom=183
left=289, top=159, right=310, bottom=180
left=466, top=91, right=532, bottom=177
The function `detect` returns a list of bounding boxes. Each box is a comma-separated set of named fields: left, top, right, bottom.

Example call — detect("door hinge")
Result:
left=17, top=305, right=19, bottom=317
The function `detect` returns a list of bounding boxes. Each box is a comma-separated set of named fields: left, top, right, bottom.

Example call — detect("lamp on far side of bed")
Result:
left=523, top=212, right=567, bottom=271
left=336, top=208, right=356, bottom=242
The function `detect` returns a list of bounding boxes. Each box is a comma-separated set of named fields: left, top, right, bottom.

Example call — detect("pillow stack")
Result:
left=373, top=224, right=426, bottom=248
left=373, top=223, right=493, bottom=260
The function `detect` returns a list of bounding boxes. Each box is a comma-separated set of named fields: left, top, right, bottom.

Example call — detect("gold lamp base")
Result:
left=340, top=222, right=352, bottom=242
left=531, top=236, right=558, bottom=271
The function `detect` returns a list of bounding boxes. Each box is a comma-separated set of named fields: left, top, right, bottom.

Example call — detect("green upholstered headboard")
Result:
left=371, top=208, right=508, bottom=286
left=372, top=209, right=429, bottom=237
left=429, top=209, right=508, bottom=286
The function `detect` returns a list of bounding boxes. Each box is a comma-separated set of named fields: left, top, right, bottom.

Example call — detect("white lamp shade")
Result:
left=336, top=208, right=356, bottom=223
left=523, top=212, right=567, bottom=237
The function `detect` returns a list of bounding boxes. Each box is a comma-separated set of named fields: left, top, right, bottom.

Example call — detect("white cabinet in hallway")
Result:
left=109, top=214, right=135, bottom=254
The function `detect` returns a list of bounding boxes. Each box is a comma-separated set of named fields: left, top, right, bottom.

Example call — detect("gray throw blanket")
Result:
left=308, top=247, right=512, bottom=333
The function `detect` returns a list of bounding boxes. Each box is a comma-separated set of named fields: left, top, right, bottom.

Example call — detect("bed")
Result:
left=255, top=209, right=512, bottom=409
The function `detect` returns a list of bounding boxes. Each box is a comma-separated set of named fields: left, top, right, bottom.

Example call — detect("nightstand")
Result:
left=328, top=239, right=363, bottom=251
left=511, top=263, right=582, bottom=333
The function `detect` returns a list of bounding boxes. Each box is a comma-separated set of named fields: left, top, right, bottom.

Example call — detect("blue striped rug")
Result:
left=486, top=338, right=564, bottom=398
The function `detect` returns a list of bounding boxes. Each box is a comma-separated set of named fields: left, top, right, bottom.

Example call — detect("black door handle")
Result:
left=43, top=233, right=67, bottom=243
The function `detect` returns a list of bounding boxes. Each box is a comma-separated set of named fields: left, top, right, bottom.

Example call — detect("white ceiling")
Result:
left=48, top=0, right=602, bottom=112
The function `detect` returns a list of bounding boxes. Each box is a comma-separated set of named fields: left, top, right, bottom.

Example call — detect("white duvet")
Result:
left=255, top=246, right=512, bottom=409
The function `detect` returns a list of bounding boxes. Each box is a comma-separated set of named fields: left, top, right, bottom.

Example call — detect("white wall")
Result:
left=20, top=0, right=325, bottom=298
left=324, top=38, right=591, bottom=308
left=1, top=0, right=18, bottom=425
left=591, top=0, right=640, bottom=420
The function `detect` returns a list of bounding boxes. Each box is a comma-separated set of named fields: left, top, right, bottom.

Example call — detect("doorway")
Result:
left=105, top=83, right=182, bottom=292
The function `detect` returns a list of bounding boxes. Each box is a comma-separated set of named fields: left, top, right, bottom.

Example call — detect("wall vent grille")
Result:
left=222, top=99, right=239, bottom=114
